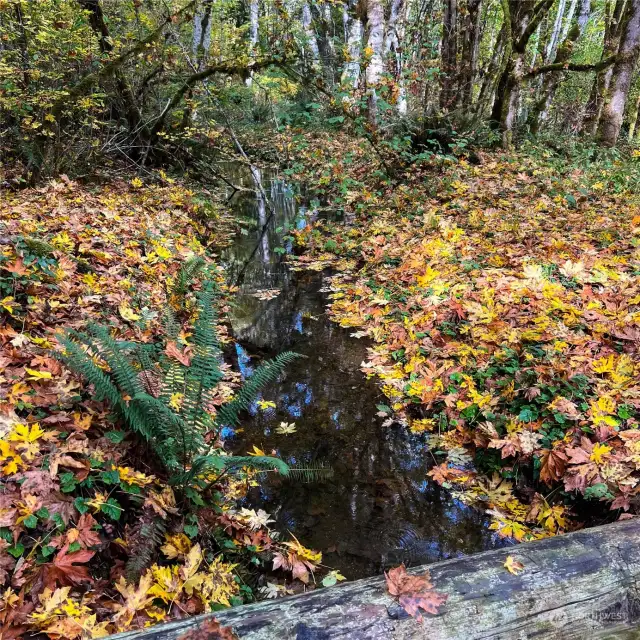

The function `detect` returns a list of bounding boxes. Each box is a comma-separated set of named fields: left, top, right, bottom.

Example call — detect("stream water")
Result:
left=220, top=165, right=506, bottom=581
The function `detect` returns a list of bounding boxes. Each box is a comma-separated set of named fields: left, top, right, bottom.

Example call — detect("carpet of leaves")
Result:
left=285, top=131, right=640, bottom=542
left=0, top=176, right=319, bottom=638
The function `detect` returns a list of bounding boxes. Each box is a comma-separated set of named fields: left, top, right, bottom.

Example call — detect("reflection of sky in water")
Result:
left=220, top=426, right=235, bottom=439
left=223, top=166, right=503, bottom=580
left=235, top=343, right=254, bottom=377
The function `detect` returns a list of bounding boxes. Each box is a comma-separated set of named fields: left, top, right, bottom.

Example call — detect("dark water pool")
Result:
left=219, top=165, right=505, bottom=581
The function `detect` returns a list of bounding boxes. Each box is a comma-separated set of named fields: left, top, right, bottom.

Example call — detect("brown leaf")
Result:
left=165, top=341, right=191, bottom=366
left=2, top=257, right=28, bottom=276
left=69, top=513, right=101, bottom=549
left=399, top=591, right=448, bottom=621
left=539, top=448, right=567, bottom=485
left=43, top=542, right=94, bottom=588
left=385, top=565, right=447, bottom=620
left=0, top=540, right=16, bottom=583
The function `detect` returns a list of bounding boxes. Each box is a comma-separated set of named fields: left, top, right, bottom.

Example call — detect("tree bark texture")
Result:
left=582, top=0, right=628, bottom=134
left=598, top=0, right=640, bottom=144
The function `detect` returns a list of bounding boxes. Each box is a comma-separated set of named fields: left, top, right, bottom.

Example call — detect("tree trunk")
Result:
left=77, top=0, right=144, bottom=138
left=559, top=0, right=579, bottom=43
left=301, top=2, right=321, bottom=66
left=529, top=0, right=590, bottom=134
left=628, top=89, right=640, bottom=138
left=440, top=0, right=458, bottom=110
left=476, top=23, right=505, bottom=116
left=314, top=3, right=336, bottom=81
left=342, top=0, right=364, bottom=88
left=383, top=0, right=408, bottom=114
left=597, top=0, right=640, bottom=145
left=545, top=0, right=567, bottom=63
left=491, top=0, right=555, bottom=146
left=365, top=0, right=385, bottom=123
left=192, top=0, right=213, bottom=71
left=582, top=0, right=627, bottom=134
left=246, top=0, right=260, bottom=86
left=458, top=0, right=483, bottom=107
left=113, top=518, right=640, bottom=640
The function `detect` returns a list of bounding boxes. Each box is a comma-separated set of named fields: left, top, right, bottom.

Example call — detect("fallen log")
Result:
left=113, top=518, right=640, bottom=639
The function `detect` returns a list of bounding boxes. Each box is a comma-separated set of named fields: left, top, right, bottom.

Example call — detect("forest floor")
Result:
left=0, top=177, right=322, bottom=638
left=2, top=133, right=640, bottom=637
left=280, top=131, right=640, bottom=541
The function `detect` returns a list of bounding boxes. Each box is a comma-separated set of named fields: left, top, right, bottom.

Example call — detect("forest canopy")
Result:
left=1, top=0, right=640, bottom=182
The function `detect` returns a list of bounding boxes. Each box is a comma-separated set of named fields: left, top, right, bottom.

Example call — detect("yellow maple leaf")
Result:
left=257, top=400, right=276, bottom=410
left=503, top=555, right=524, bottom=575
left=119, top=304, right=140, bottom=322
left=8, top=423, right=44, bottom=460
left=0, top=297, right=16, bottom=315
left=590, top=443, right=612, bottom=464
left=87, top=492, right=107, bottom=512
left=9, top=422, right=45, bottom=444
left=592, top=354, right=615, bottom=374
left=247, top=445, right=266, bottom=457
left=24, top=368, right=52, bottom=381
left=30, top=586, right=72, bottom=624
left=16, top=494, right=41, bottom=525
left=160, top=533, right=192, bottom=560
left=283, top=535, right=322, bottom=564
left=113, top=573, right=155, bottom=629
left=0, top=440, right=24, bottom=476
left=148, top=564, right=182, bottom=603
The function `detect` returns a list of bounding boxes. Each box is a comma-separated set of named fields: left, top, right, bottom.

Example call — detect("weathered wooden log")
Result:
left=114, top=519, right=640, bottom=639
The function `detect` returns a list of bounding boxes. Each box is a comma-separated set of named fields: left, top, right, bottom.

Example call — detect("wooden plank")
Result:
left=112, top=519, right=640, bottom=640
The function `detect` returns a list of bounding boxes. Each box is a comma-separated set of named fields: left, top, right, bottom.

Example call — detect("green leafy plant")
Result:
left=57, top=282, right=298, bottom=488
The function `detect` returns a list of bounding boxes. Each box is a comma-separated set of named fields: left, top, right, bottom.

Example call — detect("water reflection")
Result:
left=220, top=165, right=506, bottom=581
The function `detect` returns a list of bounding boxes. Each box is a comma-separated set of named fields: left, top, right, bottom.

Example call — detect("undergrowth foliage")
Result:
left=0, top=178, right=322, bottom=638
left=284, top=131, right=640, bottom=541
left=57, top=281, right=297, bottom=484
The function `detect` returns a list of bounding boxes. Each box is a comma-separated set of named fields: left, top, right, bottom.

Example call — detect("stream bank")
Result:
left=219, top=164, right=505, bottom=581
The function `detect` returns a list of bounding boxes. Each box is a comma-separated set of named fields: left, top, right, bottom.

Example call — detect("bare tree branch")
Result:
left=525, top=53, right=618, bottom=77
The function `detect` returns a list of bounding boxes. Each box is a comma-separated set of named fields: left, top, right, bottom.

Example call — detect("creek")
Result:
left=220, top=164, right=506, bottom=581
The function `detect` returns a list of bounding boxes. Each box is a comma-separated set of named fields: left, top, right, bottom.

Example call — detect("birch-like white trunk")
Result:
left=545, top=0, right=567, bottom=62
left=365, top=0, right=385, bottom=121
left=192, top=0, right=213, bottom=72
left=341, top=0, right=363, bottom=87
left=246, top=0, right=259, bottom=86
left=559, top=0, right=579, bottom=43
left=301, top=2, right=320, bottom=64
left=383, top=0, right=407, bottom=114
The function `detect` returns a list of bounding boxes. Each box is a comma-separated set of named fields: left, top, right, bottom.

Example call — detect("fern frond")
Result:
left=130, top=393, right=191, bottom=469
left=162, top=307, right=181, bottom=341
left=181, top=284, right=223, bottom=445
left=171, top=255, right=206, bottom=299
left=283, top=461, right=333, bottom=483
left=57, top=332, right=128, bottom=417
left=87, top=324, right=144, bottom=400
left=216, top=352, right=302, bottom=427
left=125, top=514, right=166, bottom=581
left=173, top=453, right=289, bottom=487
left=218, top=455, right=289, bottom=476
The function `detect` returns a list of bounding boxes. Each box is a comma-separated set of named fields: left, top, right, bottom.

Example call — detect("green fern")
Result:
left=258, top=460, right=333, bottom=483
left=171, top=255, right=206, bottom=300
left=216, top=352, right=302, bottom=427
left=57, top=275, right=296, bottom=490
